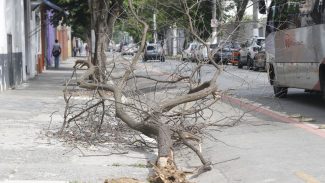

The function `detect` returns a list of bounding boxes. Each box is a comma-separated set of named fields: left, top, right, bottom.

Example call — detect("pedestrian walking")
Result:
left=73, top=46, right=78, bottom=57
left=85, top=44, right=89, bottom=56
left=52, top=39, right=61, bottom=69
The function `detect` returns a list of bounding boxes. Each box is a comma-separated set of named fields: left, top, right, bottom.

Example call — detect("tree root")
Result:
left=150, top=157, right=187, bottom=183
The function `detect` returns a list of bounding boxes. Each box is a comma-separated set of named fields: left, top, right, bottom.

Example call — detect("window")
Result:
left=256, top=39, right=265, bottom=46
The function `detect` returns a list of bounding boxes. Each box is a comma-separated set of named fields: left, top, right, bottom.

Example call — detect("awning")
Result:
left=31, top=0, right=67, bottom=15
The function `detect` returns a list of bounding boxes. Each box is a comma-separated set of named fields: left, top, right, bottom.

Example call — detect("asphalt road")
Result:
left=141, top=58, right=325, bottom=125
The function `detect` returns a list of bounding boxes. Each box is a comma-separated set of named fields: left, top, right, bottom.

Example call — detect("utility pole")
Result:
left=40, top=3, right=45, bottom=72
left=211, top=0, right=217, bottom=44
left=172, top=23, right=177, bottom=56
left=153, top=11, right=157, bottom=44
left=253, top=0, right=259, bottom=37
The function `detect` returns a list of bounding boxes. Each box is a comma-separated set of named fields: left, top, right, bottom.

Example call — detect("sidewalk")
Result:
left=0, top=57, right=150, bottom=182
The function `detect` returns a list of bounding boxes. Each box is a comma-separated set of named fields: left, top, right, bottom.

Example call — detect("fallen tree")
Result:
left=59, top=0, right=230, bottom=182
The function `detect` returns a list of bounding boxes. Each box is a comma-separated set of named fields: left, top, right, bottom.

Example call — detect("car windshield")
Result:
left=210, top=44, right=218, bottom=49
left=191, top=44, right=198, bottom=49
left=147, top=46, right=155, bottom=50
left=256, top=39, right=265, bottom=46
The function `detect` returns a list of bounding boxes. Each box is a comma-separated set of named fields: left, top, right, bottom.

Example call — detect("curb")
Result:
left=222, top=95, right=325, bottom=138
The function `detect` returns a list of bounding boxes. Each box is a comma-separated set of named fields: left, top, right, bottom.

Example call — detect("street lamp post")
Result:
left=172, top=23, right=177, bottom=56
left=153, top=12, right=157, bottom=44
left=253, top=0, right=259, bottom=37
left=211, top=0, right=218, bottom=44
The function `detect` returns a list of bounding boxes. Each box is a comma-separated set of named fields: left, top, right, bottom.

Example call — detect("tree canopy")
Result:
left=50, top=0, right=251, bottom=43
left=50, top=0, right=91, bottom=41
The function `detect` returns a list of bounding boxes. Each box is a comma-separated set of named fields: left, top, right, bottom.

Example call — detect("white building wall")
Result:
left=30, top=10, right=38, bottom=78
left=0, top=1, right=7, bottom=54
left=0, top=1, right=7, bottom=91
left=20, top=0, right=27, bottom=81
left=23, top=0, right=38, bottom=79
left=0, top=0, right=27, bottom=91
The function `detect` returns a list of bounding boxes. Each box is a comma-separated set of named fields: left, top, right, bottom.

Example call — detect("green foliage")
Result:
left=50, top=0, right=91, bottom=40
left=48, top=0, right=249, bottom=43
left=114, top=0, right=229, bottom=42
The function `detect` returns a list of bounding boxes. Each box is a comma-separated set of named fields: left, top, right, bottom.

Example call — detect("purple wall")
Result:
left=46, top=10, right=56, bottom=67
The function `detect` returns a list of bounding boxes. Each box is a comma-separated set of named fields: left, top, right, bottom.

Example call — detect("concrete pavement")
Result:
left=0, top=57, right=150, bottom=182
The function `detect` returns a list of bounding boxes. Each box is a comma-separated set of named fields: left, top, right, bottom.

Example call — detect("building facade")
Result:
left=0, top=0, right=72, bottom=92
left=0, top=0, right=26, bottom=91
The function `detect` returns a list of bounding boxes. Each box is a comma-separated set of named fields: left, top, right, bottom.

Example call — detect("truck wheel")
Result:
left=274, top=86, right=288, bottom=98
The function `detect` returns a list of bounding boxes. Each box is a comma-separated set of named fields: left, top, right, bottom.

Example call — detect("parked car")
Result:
left=143, top=43, right=165, bottom=62
left=252, top=47, right=266, bottom=71
left=214, top=42, right=241, bottom=64
left=182, top=42, right=199, bottom=61
left=182, top=42, right=219, bottom=63
left=121, top=43, right=138, bottom=55
left=229, top=43, right=240, bottom=65
left=238, top=36, right=265, bottom=69
left=195, top=44, right=210, bottom=62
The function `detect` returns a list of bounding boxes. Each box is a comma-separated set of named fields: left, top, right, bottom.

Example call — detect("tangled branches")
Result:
left=57, top=0, right=230, bottom=182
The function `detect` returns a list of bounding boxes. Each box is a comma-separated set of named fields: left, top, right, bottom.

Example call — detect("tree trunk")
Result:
left=233, top=0, right=249, bottom=41
left=90, top=0, right=122, bottom=81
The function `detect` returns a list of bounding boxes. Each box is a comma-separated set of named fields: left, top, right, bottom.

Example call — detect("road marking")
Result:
left=295, top=171, right=321, bottom=183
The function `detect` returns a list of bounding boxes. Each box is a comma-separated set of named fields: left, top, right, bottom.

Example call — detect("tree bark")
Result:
left=232, top=0, right=249, bottom=41
left=90, top=0, right=122, bottom=81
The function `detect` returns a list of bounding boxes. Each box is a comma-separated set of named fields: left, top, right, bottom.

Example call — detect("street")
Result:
left=144, top=58, right=325, bottom=125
